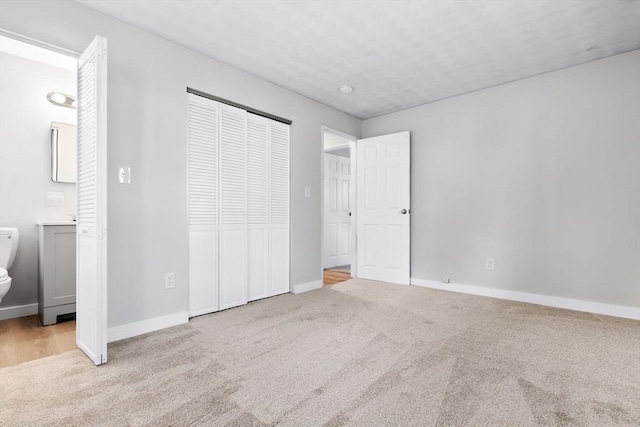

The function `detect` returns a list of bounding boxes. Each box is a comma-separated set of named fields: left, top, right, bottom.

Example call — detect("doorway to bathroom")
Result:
left=0, top=31, right=108, bottom=366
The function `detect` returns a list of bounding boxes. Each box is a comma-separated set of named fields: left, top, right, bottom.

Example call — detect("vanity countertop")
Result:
left=37, top=221, right=77, bottom=226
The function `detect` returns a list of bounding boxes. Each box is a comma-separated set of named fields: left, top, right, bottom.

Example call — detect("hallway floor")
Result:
left=323, top=267, right=351, bottom=286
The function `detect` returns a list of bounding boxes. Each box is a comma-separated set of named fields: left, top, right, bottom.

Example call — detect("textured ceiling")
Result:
left=77, top=0, right=640, bottom=119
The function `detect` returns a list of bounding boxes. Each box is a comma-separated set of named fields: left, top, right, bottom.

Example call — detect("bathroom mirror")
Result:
left=50, top=122, right=77, bottom=183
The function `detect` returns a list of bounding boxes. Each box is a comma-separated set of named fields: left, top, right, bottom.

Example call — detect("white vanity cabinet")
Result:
left=37, top=223, right=76, bottom=325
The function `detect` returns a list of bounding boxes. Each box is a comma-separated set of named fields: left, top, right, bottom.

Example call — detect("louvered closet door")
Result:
left=76, top=36, right=108, bottom=365
left=219, top=104, right=248, bottom=310
left=247, top=114, right=269, bottom=301
left=269, top=121, right=290, bottom=296
left=188, top=94, right=219, bottom=317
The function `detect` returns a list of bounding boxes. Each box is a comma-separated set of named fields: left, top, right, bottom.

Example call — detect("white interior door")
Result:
left=356, top=131, right=410, bottom=285
left=324, top=153, right=351, bottom=268
left=76, top=36, right=108, bottom=365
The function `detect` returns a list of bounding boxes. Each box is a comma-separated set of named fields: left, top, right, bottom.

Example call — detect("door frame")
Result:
left=320, top=126, right=358, bottom=280
left=0, top=29, right=108, bottom=362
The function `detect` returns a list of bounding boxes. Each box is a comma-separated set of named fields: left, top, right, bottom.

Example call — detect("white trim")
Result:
left=0, top=29, right=80, bottom=58
left=0, top=35, right=77, bottom=71
left=410, top=278, right=640, bottom=320
left=0, top=303, right=38, bottom=320
left=292, top=280, right=323, bottom=294
left=324, top=145, right=350, bottom=154
left=107, top=311, right=189, bottom=343
left=348, top=138, right=357, bottom=279
left=321, top=126, right=358, bottom=142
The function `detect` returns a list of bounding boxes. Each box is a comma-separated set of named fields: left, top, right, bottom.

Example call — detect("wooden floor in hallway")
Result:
left=0, top=315, right=76, bottom=369
left=323, top=268, right=351, bottom=286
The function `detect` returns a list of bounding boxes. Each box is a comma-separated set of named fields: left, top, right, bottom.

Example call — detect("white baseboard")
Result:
left=292, top=280, right=323, bottom=294
left=107, top=311, right=189, bottom=343
left=410, top=278, right=640, bottom=320
left=0, top=303, right=38, bottom=320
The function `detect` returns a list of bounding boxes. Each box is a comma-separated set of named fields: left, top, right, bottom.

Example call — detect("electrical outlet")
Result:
left=165, top=272, right=176, bottom=289
left=442, top=277, right=450, bottom=284
left=486, top=258, right=495, bottom=271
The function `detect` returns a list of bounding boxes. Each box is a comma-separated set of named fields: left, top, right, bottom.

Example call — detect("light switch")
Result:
left=118, top=166, right=131, bottom=184
left=304, top=186, right=311, bottom=198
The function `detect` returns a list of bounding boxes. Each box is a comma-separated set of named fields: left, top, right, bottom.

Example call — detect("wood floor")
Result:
left=323, top=269, right=351, bottom=286
left=0, top=315, right=76, bottom=369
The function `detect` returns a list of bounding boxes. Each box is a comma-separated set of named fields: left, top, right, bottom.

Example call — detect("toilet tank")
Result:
left=0, top=227, right=19, bottom=269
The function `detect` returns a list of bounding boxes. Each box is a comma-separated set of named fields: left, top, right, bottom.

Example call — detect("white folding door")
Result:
left=188, top=93, right=289, bottom=317
left=76, top=36, right=108, bottom=365
left=219, top=104, right=248, bottom=310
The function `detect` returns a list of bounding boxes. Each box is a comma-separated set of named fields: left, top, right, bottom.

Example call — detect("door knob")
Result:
left=401, top=209, right=408, bottom=215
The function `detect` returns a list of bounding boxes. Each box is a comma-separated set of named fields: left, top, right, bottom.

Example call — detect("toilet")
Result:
left=0, top=227, right=19, bottom=304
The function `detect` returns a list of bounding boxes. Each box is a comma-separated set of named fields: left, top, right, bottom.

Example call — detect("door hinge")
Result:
left=97, top=225, right=106, bottom=239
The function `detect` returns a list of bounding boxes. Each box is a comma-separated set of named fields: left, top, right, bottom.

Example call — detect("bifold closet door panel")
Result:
left=188, top=94, right=219, bottom=316
left=247, top=114, right=269, bottom=302
left=247, top=229, right=268, bottom=301
left=220, top=230, right=246, bottom=309
left=219, top=104, right=248, bottom=310
left=269, top=121, right=290, bottom=296
left=189, top=229, right=218, bottom=316
left=270, top=228, right=289, bottom=295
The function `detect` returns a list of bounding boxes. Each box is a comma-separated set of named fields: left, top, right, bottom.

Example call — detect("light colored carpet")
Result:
left=1, top=279, right=639, bottom=426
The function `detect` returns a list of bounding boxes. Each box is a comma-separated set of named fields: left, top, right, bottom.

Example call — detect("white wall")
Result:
left=363, top=50, right=640, bottom=308
left=0, top=1, right=361, bottom=327
left=0, top=52, right=77, bottom=309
